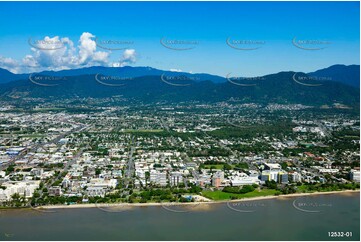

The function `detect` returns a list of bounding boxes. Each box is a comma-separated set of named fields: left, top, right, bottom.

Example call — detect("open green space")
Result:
left=202, top=189, right=278, bottom=201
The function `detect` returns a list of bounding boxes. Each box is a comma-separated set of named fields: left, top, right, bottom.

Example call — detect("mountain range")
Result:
left=0, top=66, right=226, bottom=85
left=308, top=64, right=360, bottom=88
left=0, top=64, right=359, bottom=106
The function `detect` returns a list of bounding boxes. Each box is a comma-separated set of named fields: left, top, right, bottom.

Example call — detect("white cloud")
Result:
left=77, top=32, right=108, bottom=65
left=78, top=32, right=96, bottom=64
left=122, top=49, right=136, bottom=62
left=120, top=49, right=137, bottom=66
left=0, top=32, right=134, bottom=73
left=170, top=68, right=182, bottom=72
left=111, top=62, right=122, bottom=68
left=0, top=56, right=21, bottom=73
left=93, top=51, right=109, bottom=63
left=23, top=36, right=78, bottom=72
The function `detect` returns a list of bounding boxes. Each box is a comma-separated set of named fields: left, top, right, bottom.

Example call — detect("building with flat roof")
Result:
left=49, top=186, right=62, bottom=196
left=170, top=171, right=183, bottom=187
left=263, top=163, right=282, bottom=170
left=289, top=172, right=302, bottom=183
left=211, top=171, right=224, bottom=188
left=278, top=172, right=289, bottom=184
left=261, top=170, right=289, bottom=183
left=86, top=187, right=106, bottom=197
left=0, top=181, right=40, bottom=201
left=230, top=177, right=258, bottom=186
left=350, top=170, right=360, bottom=182
left=150, top=170, right=167, bottom=186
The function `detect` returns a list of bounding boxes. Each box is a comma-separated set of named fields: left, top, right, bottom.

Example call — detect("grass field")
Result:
left=202, top=189, right=278, bottom=201
left=203, top=164, right=228, bottom=169
left=122, top=129, right=163, bottom=133
left=296, top=183, right=359, bottom=193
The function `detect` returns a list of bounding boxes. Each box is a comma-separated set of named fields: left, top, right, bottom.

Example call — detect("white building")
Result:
left=86, top=187, right=106, bottom=197
left=170, top=171, right=183, bottom=186
left=263, top=163, right=282, bottom=170
left=150, top=170, right=167, bottom=186
left=30, top=168, right=44, bottom=176
left=88, top=178, right=117, bottom=188
left=0, top=181, right=40, bottom=201
left=289, top=172, right=302, bottom=183
left=318, top=168, right=339, bottom=174
left=230, top=176, right=259, bottom=186
left=261, top=170, right=280, bottom=182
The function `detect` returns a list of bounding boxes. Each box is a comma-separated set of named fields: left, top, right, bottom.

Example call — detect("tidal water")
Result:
left=0, top=193, right=359, bottom=241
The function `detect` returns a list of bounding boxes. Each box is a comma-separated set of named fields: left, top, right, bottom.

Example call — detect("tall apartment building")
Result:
left=170, top=171, right=183, bottom=187
left=150, top=170, right=167, bottom=186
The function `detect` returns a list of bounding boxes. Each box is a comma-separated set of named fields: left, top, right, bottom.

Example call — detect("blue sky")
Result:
left=0, top=1, right=359, bottom=76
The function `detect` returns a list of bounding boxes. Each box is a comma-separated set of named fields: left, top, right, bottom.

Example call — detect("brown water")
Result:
left=0, top=193, right=359, bottom=241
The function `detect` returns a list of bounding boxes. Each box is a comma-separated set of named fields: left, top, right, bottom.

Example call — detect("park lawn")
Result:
left=202, top=189, right=278, bottom=201
left=297, top=184, right=338, bottom=193
left=297, top=184, right=315, bottom=193
left=296, top=183, right=359, bottom=193
left=203, top=164, right=227, bottom=170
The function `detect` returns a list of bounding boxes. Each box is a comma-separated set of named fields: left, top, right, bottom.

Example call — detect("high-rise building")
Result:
left=350, top=170, right=360, bottom=182
left=150, top=170, right=167, bottom=186
left=170, top=172, right=183, bottom=186
left=289, top=172, right=302, bottom=183
left=212, top=171, right=225, bottom=188
left=49, top=186, right=62, bottom=196
left=278, top=172, right=289, bottom=184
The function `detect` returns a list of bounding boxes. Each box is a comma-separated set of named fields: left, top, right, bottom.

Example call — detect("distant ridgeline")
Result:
left=0, top=65, right=359, bottom=106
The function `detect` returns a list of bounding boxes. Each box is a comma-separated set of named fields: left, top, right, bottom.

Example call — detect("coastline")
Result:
left=32, top=189, right=360, bottom=210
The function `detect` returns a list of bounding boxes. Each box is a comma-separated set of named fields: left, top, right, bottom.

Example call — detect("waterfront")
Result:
left=0, top=193, right=359, bottom=241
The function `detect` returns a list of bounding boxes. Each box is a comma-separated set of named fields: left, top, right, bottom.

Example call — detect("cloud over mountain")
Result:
left=0, top=32, right=136, bottom=73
